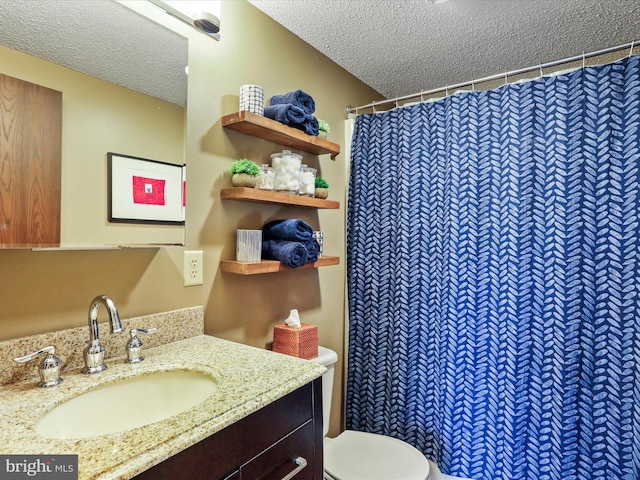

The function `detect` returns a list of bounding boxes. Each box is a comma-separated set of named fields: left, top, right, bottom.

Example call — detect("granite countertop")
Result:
left=0, top=335, right=326, bottom=480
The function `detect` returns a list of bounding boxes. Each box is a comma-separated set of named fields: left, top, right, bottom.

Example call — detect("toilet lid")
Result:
left=325, top=430, right=430, bottom=480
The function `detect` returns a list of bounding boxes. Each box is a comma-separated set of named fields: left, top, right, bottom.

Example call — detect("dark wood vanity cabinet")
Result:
left=134, top=378, right=323, bottom=480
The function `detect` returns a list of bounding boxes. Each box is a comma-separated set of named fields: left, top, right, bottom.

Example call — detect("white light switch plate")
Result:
left=183, top=250, right=203, bottom=286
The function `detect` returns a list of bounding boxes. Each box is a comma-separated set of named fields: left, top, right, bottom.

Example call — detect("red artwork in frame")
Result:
left=132, top=176, right=166, bottom=205
left=107, top=152, right=185, bottom=225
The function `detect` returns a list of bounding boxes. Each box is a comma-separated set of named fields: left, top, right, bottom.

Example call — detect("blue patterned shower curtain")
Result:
left=346, top=56, right=640, bottom=480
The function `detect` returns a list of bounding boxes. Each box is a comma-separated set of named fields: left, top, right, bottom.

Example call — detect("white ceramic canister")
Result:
left=236, top=229, right=262, bottom=262
left=239, top=84, right=265, bottom=115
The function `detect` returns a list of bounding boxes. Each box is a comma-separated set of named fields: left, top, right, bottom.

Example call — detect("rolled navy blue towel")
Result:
left=305, top=237, right=320, bottom=263
left=289, top=116, right=319, bottom=136
left=301, top=115, right=319, bottom=136
left=263, top=219, right=313, bottom=242
left=269, top=90, right=315, bottom=115
left=262, top=240, right=308, bottom=268
left=264, top=104, right=306, bottom=125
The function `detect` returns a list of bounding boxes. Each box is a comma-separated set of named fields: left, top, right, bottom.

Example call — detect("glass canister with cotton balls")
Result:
left=256, top=164, right=275, bottom=190
left=272, top=149, right=302, bottom=194
left=298, top=164, right=316, bottom=196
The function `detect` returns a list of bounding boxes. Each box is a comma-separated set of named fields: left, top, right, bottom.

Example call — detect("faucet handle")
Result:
left=14, top=345, right=63, bottom=388
left=126, top=328, right=158, bottom=364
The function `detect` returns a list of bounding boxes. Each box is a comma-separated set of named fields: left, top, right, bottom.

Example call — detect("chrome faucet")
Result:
left=82, top=295, right=123, bottom=374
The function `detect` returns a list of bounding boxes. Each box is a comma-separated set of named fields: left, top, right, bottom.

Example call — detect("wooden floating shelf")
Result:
left=221, top=187, right=340, bottom=209
left=221, top=111, right=341, bottom=159
left=220, top=256, right=340, bottom=275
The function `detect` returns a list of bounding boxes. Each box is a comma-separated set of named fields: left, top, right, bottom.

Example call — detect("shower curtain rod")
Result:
left=346, top=40, right=638, bottom=114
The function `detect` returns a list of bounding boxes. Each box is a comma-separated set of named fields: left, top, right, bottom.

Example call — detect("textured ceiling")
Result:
left=1, top=1, right=638, bottom=108
left=248, top=0, right=640, bottom=101
left=0, top=0, right=188, bottom=105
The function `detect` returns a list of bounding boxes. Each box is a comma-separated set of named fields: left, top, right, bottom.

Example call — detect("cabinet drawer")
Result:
left=241, top=421, right=314, bottom=480
left=134, top=380, right=321, bottom=480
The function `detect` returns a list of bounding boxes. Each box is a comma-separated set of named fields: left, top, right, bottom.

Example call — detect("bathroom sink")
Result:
left=36, top=370, right=218, bottom=439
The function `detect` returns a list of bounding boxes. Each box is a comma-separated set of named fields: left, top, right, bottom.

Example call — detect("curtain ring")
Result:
left=471, top=80, right=476, bottom=92
left=445, top=85, right=449, bottom=96
left=630, top=40, right=636, bottom=58
left=420, top=91, right=425, bottom=103
left=373, top=103, right=377, bottom=113
left=395, top=98, right=399, bottom=109
left=504, top=72, right=508, bottom=85
left=355, top=106, right=359, bottom=116
left=539, top=63, right=544, bottom=77
left=582, top=52, right=586, bottom=69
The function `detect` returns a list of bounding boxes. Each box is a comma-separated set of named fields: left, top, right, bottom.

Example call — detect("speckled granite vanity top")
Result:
left=0, top=307, right=325, bottom=479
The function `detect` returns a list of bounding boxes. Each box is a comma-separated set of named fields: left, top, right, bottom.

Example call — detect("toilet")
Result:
left=314, top=346, right=431, bottom=480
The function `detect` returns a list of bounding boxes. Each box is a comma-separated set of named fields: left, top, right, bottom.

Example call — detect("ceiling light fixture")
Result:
left=148, top=0, right=220, bottom=40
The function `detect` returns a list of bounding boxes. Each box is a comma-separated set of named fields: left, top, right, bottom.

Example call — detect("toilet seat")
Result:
left=324, top=430, right=430, bottom=480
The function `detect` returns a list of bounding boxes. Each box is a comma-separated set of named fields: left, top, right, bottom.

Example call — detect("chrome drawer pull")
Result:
left=281, top=456, right=307, bottom=480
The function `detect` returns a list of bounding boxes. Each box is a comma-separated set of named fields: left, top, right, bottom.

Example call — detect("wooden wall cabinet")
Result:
left=134, top=379, right=323, bottom=480
left=0, top=73, right=62, bottom=247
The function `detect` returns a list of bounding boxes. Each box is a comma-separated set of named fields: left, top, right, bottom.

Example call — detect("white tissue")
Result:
left=285, top=308, right=301, bottom=328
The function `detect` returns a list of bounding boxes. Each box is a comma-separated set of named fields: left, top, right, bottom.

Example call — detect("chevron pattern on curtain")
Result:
left=346, top=55, right=640, bottom=480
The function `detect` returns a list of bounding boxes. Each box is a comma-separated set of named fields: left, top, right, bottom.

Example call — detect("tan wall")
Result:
left=0, top=1, right=382, bottom=436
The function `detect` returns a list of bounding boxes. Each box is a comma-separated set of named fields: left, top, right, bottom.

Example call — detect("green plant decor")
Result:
left=317, top=118, right=330, bottom=133
left=315, top=177, right=329, bottom=189
left=229, top=159, right=260, bottom=176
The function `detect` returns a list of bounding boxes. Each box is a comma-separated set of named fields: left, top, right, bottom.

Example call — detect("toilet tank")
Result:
left=313, top=346, right=339, bottom=437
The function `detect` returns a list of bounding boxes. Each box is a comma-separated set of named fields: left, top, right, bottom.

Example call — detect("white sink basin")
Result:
left=36, top=371, right=218, bottom=439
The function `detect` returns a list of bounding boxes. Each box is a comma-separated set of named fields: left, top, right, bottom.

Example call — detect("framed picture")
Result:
left=107, top=152, right=185, bottom=225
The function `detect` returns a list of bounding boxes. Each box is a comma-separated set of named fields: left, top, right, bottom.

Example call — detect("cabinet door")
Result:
left=0, top=73, right=61, bottom=246
left=240, top=421, right=314, bottom=480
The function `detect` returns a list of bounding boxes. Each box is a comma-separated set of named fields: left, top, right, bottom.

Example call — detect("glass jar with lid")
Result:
left=256, top=164, right=275, bottom=190
left=298, top=165, right=316, bottom=196
left=271, top=149, right=302, bottom=194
